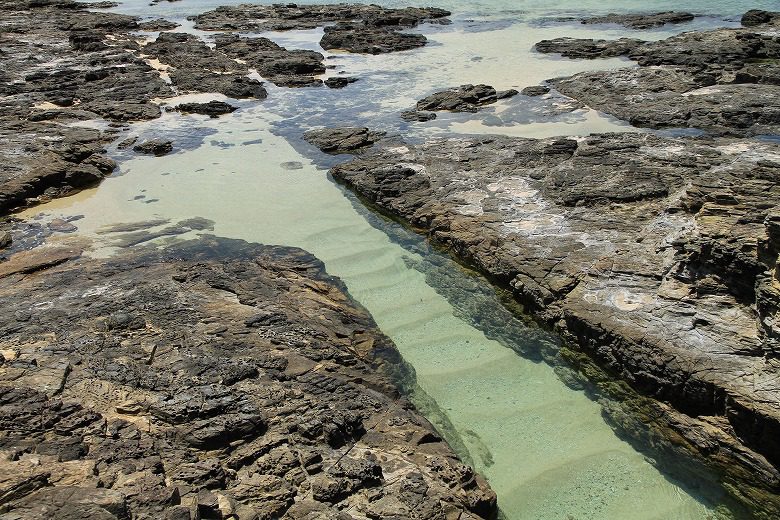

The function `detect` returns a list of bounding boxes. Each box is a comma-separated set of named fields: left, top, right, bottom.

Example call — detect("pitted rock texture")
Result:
left=191, top=3, right=450, bottom=55
left=537, top=13, right=780, bottom=136
left=0, top=0, right=167, bottom=213
left=0, top=236, right=497, bottom=520
left=317, top=131, right=780, bottom=516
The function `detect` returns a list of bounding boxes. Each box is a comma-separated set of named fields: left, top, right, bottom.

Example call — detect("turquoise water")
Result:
left=28, top=0, right=776, bottom=517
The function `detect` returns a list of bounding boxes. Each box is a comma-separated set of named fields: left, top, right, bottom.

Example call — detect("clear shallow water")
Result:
left=24, top=0, right=771, bottom=517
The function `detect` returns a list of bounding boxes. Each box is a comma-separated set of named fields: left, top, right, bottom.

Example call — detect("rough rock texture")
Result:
left=192, top=4, right=450, bottom=33
left=415, top=84, right=519, bottom=113
left=538, top=16, right=780, bottom=136
left=315, top=131, right=780, bottom=517
left=534, top=37, right=645, bottom=59
left=174, top=101, right=238, bottom=118
left=191, top=4, right=450, bottom=55
left=133, top=139, right=173, bottom=156
left=580, top=11, right=695, bottom=29
left=213, top=34, right=326, bottom=88
left=320, top=23, right=428, bottom=54
left=0, top=1, right=168, bottom=213
left=303, top=128, right=386, bottom=155
left=519, top=85, right=550, bottom=97
left=324, top=77, right=359, bottom=89
left=0, top=236, right=497, bottom=520
left=742, top=9, right=780, bottom=28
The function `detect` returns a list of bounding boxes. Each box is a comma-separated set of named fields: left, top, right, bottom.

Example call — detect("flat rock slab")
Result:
left=534, top=37, right=645, bottom=58
left=580, top=11, right=695, bottom=29
left=327, top=131, right=780, bottom=516
left=0, top=235, right=496, bottom=520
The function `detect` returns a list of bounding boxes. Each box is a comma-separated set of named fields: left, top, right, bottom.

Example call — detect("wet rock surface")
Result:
left=537, top=12, right=780, bottom=136
left=133, top=139, right=173, bottom=156
left=534, top=37, right=645, bottom=59
left=303, top=127, right=386, bottom=155
left=0, top=0, right=165, bottom=213
left=174, top=101, right=238, bottom=118
left=321, top=131, right=780, bottom=516
left=579, top=11, right=695, bottom=29
left=415, top=84, right=519, bottom=113
left=192, top=4, right=450, bottom=55
left=0, top=235, right=497, bottom=520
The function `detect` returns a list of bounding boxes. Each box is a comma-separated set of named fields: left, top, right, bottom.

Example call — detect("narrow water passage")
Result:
left=21, top=107, right=735, bottom=518
left=18, top=0, right=774, bottom=516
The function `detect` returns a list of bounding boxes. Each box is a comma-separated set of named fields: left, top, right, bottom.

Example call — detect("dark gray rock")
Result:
left=324, top=76, right=359, bottom=89
left=174, top=100, right=238, bottom=118
left=581, top=11, right=695, bottom=29
left=321, top=22, right=428, bottom=54
left=742, top=9, right=780, bottom=28
left=520, top=85, right=550, bottom=96
left=133, top=139, right=173, bottom=156
left=534, top=37, right=645, bottom=58
left=416, top=84, right=518, bottom=112
left=303, top=127, right=386, bottom=154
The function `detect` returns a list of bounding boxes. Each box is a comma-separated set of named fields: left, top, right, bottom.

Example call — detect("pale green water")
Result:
left=22, top=1, right=769, bottom=517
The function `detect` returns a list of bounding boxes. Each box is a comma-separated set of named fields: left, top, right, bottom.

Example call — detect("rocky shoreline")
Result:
left=0, top=235, right=496, bottom=519
left=302, top=10, right=780, bottom=516
left=0, top=1, right=500, bottom=518
left=4, top=0, right=780, bottom=517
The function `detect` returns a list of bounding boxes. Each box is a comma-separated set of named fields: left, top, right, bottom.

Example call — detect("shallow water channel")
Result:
left=20, top=0, right=778, bottom=517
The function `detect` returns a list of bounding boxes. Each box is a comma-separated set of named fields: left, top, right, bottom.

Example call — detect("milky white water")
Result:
left=23, top=1, right=768, bottom=517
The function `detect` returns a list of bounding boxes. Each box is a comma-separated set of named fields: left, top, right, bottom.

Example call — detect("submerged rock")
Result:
left=0, top=236, right=497, bottom=519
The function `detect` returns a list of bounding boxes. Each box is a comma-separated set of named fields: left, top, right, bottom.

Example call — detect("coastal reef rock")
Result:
left=132, top=139, right=173, bottom=156
left=742, top=9, right=780, bottom=28
left=174, top=100, right=238, bottom=118
left=536, top=11, right=780, bottom=136
left=0, top=0, right=165, bottom=213
left=0, top=236, right=497, bottom=520
left=191, top=4, right=451, bottom=54
left=416, top=84, right=519, bottom=113
left=303, top=127, right=386, bottom=154
left=319, top=131, right=780, bottom=516
left=534, top=37, right=645, bottom=59
left=580, top=11, right=695, bottom=29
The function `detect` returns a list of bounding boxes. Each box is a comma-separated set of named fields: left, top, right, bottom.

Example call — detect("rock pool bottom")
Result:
left=19, top=109, right=744, bottom=519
